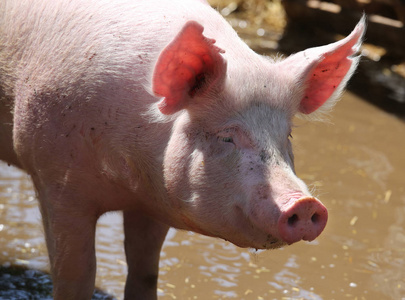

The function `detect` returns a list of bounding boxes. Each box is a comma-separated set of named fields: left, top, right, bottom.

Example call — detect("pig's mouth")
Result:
left=230, top=205, right=287, bottom=250
left=177, top=205, right=287, bottom=249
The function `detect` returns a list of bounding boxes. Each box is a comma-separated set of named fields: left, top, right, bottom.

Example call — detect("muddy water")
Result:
left=0, top=91, right=404, bottom=299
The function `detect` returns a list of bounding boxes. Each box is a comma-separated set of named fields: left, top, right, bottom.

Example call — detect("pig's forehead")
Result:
left=212, top=102, right=293, bottom=149
left=223, top=59, right=299, bottom=113
left=236, top=103, right=291, bottom=134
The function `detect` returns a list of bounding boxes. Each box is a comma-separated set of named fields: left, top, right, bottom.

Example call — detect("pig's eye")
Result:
left=222, top=137, right=234, bottom=143
left=289, top=133, right=293, bottom=139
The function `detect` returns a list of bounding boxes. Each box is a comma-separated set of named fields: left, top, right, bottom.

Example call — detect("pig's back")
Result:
left=0, top=0, right=246, bottom=108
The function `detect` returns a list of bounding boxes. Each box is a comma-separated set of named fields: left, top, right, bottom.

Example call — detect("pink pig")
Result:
left=0, top=0, right=365, bottom=299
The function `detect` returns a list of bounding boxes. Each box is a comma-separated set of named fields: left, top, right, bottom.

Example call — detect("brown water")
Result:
left=1, top=91, right=404, bottom=299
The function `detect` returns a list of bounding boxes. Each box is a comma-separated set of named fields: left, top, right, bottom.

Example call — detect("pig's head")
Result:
left=153, top=18, right=365, bottom=249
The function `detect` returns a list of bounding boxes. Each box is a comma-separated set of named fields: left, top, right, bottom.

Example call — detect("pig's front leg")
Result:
left=123, top=209, right=169, bottom=300
left=37, top=186, right=99, bottom=300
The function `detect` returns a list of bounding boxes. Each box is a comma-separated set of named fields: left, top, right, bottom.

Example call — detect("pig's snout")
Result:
left=278, top=197, right=328, bottom=245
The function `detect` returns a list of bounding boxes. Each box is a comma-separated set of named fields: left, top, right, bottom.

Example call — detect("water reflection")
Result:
left=369, top=205, right=405, bottom=299
left=1, top=92, right=405, bottom=299
left=0, top=167, right=47, bottom=271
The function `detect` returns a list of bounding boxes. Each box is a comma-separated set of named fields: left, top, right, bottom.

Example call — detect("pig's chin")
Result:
left=177, top=207, right=287, bottom=250
left=226, top=236, right=287, bottom=250
left=188, top=223, right=287, bottom=251
left=226, top=206, right=288, bottom=250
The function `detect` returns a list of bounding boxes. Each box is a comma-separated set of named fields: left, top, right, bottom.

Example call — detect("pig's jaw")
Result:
left=168, top=191, right=289, bottom=250
left=230, top=204, right=288, bottom=249
left=178, top=206, right=288, bottom=250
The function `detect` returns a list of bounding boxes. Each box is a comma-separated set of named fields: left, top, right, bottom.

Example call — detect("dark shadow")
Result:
left=0, top=265, right=116, bottom=300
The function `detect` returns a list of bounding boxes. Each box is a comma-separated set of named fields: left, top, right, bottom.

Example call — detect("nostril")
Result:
left=287, top=214, right=299, bottom=227
left=278, top=196, right=328, bottom=245
left=311, top=213, right=320, bottom=224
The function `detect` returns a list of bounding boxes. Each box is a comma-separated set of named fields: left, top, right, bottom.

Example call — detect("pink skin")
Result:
left=0, top=0, right=365, bottom=299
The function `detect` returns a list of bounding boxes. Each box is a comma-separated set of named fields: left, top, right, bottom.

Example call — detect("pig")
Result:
left=0, top=0, right=365, bottom=299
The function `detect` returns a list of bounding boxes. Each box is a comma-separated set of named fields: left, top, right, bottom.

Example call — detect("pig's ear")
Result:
left=152, top=21, right=226, bottom=115
left=280, top=16, right=366, bottom=116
